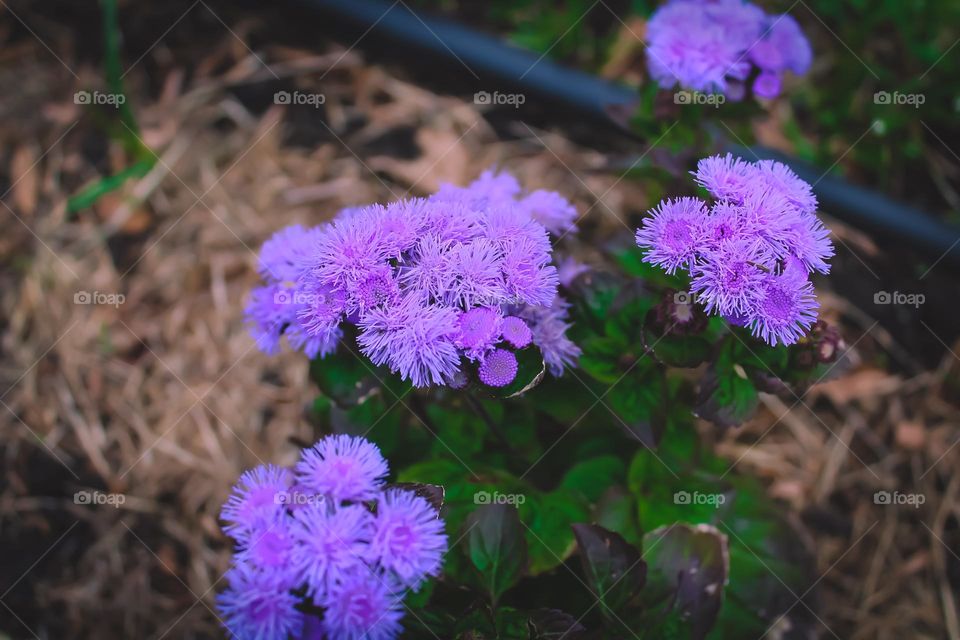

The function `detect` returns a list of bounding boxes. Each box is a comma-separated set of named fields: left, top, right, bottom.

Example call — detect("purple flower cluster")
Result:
left=217, top=435, right=447, bottom=640
left=246, top=170, right=581, bottom=388
left=647, top=0, right=812, bottom=99
left=635, top=154, right=833, bottom=346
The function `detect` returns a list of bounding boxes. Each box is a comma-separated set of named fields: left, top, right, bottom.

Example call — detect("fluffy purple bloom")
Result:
left=754, top=14, right=812, bottom=75
left=443, top=238, right=507, bottom=308
left=635, top=197, right=708, bottom=274
left=646, top=0, right=811, bottom=100
left=749, top=269, right=818, bottom=346
left=478, top=348, right=519, bottom=387
left=358, top=295, right=461, bottom=388
left=236, top=516, right=299, bottom=588
left=501, top=237, right=560, bottom=306
left=321, top=570, right=405, bottom=640
left=519, top=189, right=578, bottom=236
left=218, top=435, right=450, bottom=640
left=501, top=316, right=533, bottom=348
left=295, top=434, right=389, bottom=503
left=220, top=464, right=292, bottom=542
left=289, top=502, right=374, bottom=599
left=399, top=234, right=450, bottom=302
left=455, top=306, right=502, bottom=360
left=690, top=238, right=768, bottom=316
left=637, top=154, right=832, bottom=345
left=258, top=224, right=325, bottom=283
left=218, top=566, right=304, bottom=640
left=694, top=154, right=758, bottom=203
left=306, top=213, right=390, bottom=302
left=248, top=168, right=581, bottom=386
left=367, top=489, right=448, bottom=588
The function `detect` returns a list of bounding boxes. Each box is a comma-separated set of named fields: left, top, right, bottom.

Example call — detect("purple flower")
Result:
left=435, top=169, right=521, bottom=210
left=258, top=224, right=325, bottom=283
left=218, top=435, right=450, bottom=640
left=358, top=295, right=461, bottom=388
left=443, top=238, right=507, bottom=308
left=307, top=211, right=390, bottom=293
left=646, top=0, right=811, bottom=101
left=289, top=502, right=374, bottom=600
left=218, top=566, right=304, bottom=640
left=749, top=269, right=818, bottom=346
left=761, top=14, right=812, bottom=75
left=514, top=297, right=581, bottom=376
left=635, top=197, right=708, bottom=274
left=637, top=154, right=832, bottom=345
left=455, top=306, right=502, bottom=360
left=478, top=348, right=519, bottom=387
left=235, top=516, right=299, bottom=588
left=756, top=159, right=818, bottom=216
left=501, top=316, right=533, bottom=348
left=399, top=234, right=450, bottom=302
left=321, top=570, right=405, bottom=640
left=367, top=489, right=448, bottom=588
left=690, top=238, right=768, bottom=316
left=519, top=189, right=578, bottom=236
left=295, top=434, right=389, bottom=503
left=220, top=465, right=292, bottom=542
left=501, top=236, right=560, bottom=307
left=694, top=154, right=759, bottom=203
left=248, top=168, right=581, bottom=385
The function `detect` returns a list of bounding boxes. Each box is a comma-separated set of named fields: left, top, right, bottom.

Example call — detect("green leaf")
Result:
left=594, top=486, right=642, bottom=545
left=525, top=491, right=589, bottom=575
left=571, top=524, right=646, bottom=619
left=559, top=455, right=626, bottom=502
left=465, top=504, right=527, bottom=607
left=650, top=334, right=712, bottom=369
left=641, top=524, right=729, bottom=640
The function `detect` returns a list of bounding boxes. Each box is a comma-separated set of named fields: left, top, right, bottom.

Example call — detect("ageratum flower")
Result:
left=321, top=570, right=405, bottom=640
left=220, top=464, right=292, bottom=542
left=217, top=435, right=448, bottom=640
left=478, top=348, right=519, bottom=388
left=246, top=169, right=582, bottom=388
left=646, top=0, right=811, bottom=100
left=295, top=434, right=389, bottom=503
left=218, top=566, right=304, bottom=640
left=636, top=154, right=833, bottom=346
left=367, top=489, right=448, bottom=588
